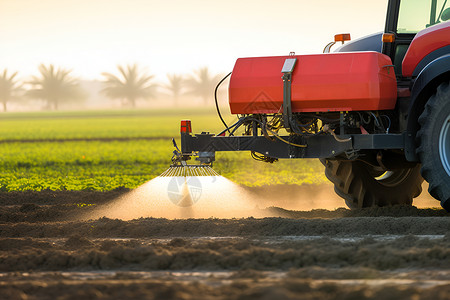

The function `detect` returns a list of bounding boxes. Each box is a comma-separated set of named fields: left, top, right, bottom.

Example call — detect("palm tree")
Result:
left=185, top=67, right=221, bottom=105
left=163, top=74, right=184, bottom=106
left=0, top=69, right=22, bottom=112
left=101, top=64, right=156, bottom=108
left=27, top=64, right=81, bottom=110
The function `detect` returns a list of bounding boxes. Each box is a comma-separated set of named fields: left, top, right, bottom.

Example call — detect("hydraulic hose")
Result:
left=214, top=72, right=232, bottom=135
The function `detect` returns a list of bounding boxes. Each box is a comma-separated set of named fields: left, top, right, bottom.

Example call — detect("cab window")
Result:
left=397, top=0, right=450, bottom=34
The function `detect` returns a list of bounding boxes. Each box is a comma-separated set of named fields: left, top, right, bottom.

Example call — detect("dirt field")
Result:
left=1, top=188, right=449, bottom=300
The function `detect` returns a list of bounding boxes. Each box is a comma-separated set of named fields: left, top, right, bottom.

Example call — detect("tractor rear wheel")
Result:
left=321, top=159, right=423, bottom=209
left=416, top=81, right=450, bottom=212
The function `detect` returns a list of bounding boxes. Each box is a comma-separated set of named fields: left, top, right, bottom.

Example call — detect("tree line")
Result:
left=0, top=64, right=224, bottom=111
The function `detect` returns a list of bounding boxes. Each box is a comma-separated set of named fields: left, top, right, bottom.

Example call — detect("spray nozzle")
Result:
left=164, top=139, right=218, bottom=176
left=170, top=138, right=216, bottom=167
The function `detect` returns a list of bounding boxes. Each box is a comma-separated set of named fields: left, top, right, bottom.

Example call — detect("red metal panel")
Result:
left=229, top=52, right=397, bottom=114
left=402, top=22, right=450, bottom=77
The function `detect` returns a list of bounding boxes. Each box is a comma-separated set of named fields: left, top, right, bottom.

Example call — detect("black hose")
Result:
left=214, top=72, right=232, bottom=135
left=216, top=118, right=243, bottom=137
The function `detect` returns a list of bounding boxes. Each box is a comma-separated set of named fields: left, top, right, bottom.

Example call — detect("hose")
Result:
left=265, top=127, right=307, bottom=148
left=322, top=124, right=351, bottom=143
left=214, top=72, right=232, bottom=135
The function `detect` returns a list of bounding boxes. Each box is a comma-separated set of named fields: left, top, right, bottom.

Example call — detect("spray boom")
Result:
left=160, top=138, right=218, bottom=177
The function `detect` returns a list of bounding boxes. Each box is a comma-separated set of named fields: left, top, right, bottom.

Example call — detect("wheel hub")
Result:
left=373, top=169, right=411, bottom=187
left=439, top=116, right=450, bottom=177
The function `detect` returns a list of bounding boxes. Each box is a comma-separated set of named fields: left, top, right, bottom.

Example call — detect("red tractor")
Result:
left=173, top=0, right=450, bottom=211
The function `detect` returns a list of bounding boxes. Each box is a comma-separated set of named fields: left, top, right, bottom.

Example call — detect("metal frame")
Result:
left=383, top=0, right=416, bottom=77
left=281, top=58, right=296, bottom=130
left=180, top=131, right=405, bottom=160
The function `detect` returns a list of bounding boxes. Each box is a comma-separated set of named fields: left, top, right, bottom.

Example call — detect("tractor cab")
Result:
left=383, top=0, right=450, bottom=76
left=338, top=0, right=450, bottom=78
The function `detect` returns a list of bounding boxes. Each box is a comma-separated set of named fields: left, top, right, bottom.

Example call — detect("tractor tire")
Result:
left=321, top=159, right=423, bottom=209
left=416, top=81, right=450, bottom=212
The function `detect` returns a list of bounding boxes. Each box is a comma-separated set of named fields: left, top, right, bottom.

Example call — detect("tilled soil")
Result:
left=1, top=190, right=449, bottom=300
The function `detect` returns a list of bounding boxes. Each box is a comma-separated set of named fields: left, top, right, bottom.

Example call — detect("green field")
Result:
left=0, top=109, right=326, bottom=191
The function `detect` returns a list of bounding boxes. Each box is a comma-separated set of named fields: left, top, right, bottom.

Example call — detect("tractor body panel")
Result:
left=402, top=21, right=450, bottom=77
left=229, top=52, right=397, bottom=114
left=335, top=32, right=383, bottom=53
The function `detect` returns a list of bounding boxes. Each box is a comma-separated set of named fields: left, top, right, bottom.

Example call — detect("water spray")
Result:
left=159, top=166, right=219, bottom=177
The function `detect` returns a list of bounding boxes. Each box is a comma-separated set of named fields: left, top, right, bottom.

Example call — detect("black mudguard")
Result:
left=405, top=54, right=450, bottom=161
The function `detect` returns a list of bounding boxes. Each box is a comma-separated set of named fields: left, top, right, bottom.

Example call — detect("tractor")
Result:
left=172, top=0, right=450, bottom=211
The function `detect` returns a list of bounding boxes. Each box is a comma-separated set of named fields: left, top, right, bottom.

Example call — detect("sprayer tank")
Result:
left=228, top=51, right=397, bottom=114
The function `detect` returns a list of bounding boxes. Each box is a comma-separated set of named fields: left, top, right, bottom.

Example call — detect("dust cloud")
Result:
left=85, top=176, right=268, bottom=220
left=83, top=175, right=440, bottom=220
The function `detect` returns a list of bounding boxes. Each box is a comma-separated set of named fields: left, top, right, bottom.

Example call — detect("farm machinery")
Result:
left=171, top=0, right=450, bottom=211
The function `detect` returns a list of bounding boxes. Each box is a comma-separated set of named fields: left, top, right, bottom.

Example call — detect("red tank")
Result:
left=228, top=51, right=397, bottom=114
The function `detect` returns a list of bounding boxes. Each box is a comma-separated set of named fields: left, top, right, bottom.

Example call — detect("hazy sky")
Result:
left=1, top=0, right=388, bottom=81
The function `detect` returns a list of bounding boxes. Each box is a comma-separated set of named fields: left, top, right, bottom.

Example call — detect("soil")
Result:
left=0, top=188, right=449, bottom=300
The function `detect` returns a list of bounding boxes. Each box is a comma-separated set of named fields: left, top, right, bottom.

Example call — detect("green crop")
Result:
left=0, top=108, right=232, bottom=141
left=0, top=109, right=326, bottom=191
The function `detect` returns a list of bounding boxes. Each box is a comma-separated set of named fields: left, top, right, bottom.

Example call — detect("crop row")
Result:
left=0, top=109, right=325, bottom=191
left=0, top=139, right=325, bottom=191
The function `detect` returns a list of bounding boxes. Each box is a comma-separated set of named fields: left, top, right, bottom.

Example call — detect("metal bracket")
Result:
left=323, top=41, right=336, bottom=53
left=195, top=151, right=215, bottom=165
left=171, top=138, right=215, bottom=167
left=339, top=111, right=345, bottom=135
left=281, top=57, right=297, bottom=131
left=171, top=138, right=188, bottom=166
left=382, top=64, right=395, bottom=75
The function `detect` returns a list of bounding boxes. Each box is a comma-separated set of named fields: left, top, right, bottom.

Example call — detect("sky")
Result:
left=0, top=0, right=388, bottom=81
